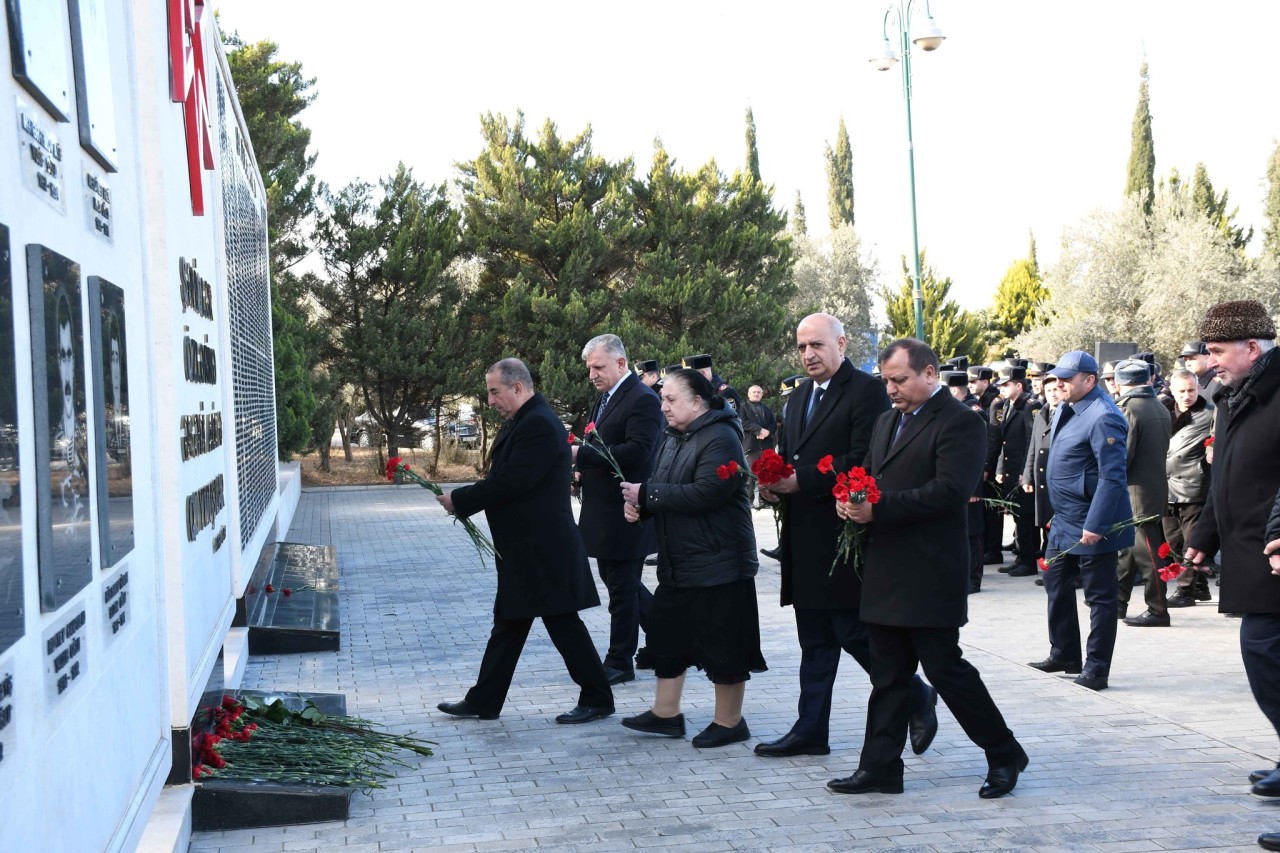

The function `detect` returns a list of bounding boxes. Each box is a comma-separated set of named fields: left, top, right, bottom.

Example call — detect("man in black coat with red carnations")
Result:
left=436, top=358, right=614, bottom=725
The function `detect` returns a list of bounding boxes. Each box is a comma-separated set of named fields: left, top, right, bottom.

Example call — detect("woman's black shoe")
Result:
left=621, top=709, right=685, bottom=737
left=692, top=718, right=750, bottom=748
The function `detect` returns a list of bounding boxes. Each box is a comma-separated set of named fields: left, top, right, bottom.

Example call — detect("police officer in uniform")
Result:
left=635, top=359, right=661, bottom=389
left=683, top=354, right=741, bottom=411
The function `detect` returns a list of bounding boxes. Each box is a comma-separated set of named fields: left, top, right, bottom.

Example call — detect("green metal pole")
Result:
left=901, top=22, right=925, bottom=343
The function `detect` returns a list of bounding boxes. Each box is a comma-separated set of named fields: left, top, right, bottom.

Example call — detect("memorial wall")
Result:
left=0, top=1, right=283, bottom=850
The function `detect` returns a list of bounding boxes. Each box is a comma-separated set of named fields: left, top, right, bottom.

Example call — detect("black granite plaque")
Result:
left=0, top=660, right=13, bottom=768
left=28, top=245, right=90, bottom=611
left=101, top=566, right=128, bottom=646
left=43, top=607, right=86, bottom=702
left=0, top=225, right=23, bottom=655
left=87, top=277, right=132, bottom=567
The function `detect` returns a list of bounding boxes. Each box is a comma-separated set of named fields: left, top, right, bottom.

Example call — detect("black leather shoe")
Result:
left=1028, top=657, right=1082, bottom=674
left=1034, top=577, right=1044, bottom=586
left=983, top=552, right=1005, bottom=565
left=1258, top=832, right=1280, bottom=852
left=634, top=646, right=655, bottom=670
left=1123, top=609, right=1171, bottom=627
left=968, top=585, right=981, bottom=594
left=754, top=731, right=830, bottom=757
left=998, top=561, right=1018, bottom=573
left=1194, top=588, right=1213, bottom=601
left=908, top=681, right=938, bottom=755
left=1250, top=764, right=1280, bottom=783
left=1117, top=605, right=1128, bottom=620
left=1253, top=769, right=1280, bottom=797
left=555, top=704, right=614, bottom=724
left=759, top=546, right=781, bottom=560
left=1074, top=674, right=1109, bottom=691
left=692, top=718, right=750, bottom=748
left=1166, top=591, right=1197, bottom=608
left=979, top=746, right=1029, bottom=799
left=1007, top=564, right=1037, bottom=577
left=437, top=699, right=499, bottom=720
left=621, top=709, right=685, bottom=737
left=827, top=770, right=904, bottom=795
left=604, top=666, right=635, bottom=685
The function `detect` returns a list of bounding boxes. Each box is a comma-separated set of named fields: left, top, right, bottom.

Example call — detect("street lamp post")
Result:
left=872, top=1, right=945, bottom=344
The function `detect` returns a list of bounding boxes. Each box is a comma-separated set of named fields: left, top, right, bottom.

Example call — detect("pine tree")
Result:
left=459, top=112, right=640, bottom=423
left=745, top=107, right=761, bottom=183
left=1125, top=62, right=1156, bottom=216
left=1190, top=162, right=1253, bottom=251
left=991, top=257, right=1047, bottom=341
left=825, top=117, right=855, bottom=230
left=313, top=166, right=466, bottom=457
left=1028, top=230, right=1038, bottom=271
left=622, top=144, right=795, bottom=389
left=1266, top=140, right=1280, bottom=262
left=882, top=251, right=986, bottom=359
left=793, top=191, right=807, bottom=235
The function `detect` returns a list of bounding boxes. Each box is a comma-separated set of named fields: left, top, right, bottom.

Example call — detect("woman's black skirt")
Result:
left=648, top=577, right=768, bottom=685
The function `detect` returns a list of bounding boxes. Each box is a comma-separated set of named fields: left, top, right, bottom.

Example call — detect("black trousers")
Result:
left=968, top=534, right=984, bottom=590
left=858, top=622, right=1019, bottom=778
left=1116, top=517, right=1169, bottom=616
left=1044, top=551, right=1118, bottom=677
left=1241, top=614, right=1280, bottom=745
left=1010, top=487, right=1040, bottom=568
left=464, top=611, right=613, bottom=714
left=791, top=608, right=871, bottom=743
left=596, top=557, right=653, bottom=670
left=982, top=480, right=1002, bottom=556
left=1164, top=503, right=1210, bottom=595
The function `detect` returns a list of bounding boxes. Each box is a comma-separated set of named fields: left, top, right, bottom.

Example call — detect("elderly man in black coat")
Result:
left=829, top=338, right=1027, bottom=798
left=575, top=334, right=663, bottom=685
left=1184, top=303, right=1280, bottom=846
left=756, top=313, right=938, bottom=759
left=436, top=359, right=614, bottom=724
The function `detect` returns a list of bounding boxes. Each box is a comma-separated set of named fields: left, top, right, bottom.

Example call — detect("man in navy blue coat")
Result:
left=1029, top=350, right=1132, bottom=691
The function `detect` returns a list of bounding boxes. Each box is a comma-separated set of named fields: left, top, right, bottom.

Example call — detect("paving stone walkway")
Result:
left=189, top=485, right=1280, bottom=852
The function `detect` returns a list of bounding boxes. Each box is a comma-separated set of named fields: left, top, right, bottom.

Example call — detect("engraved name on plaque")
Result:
left=88, top=277, right=133, bottom=567
left=83, top=169, right=112, bottom=243
left=0, top=225, right=23, bottom=656
left=28, top=246, right=91, bottom=612
left=0, top=660, right=14, bottom=768
left=43, top=608, right=87, bottom=703
left=101, top=567, right=129, bottom=646
left=16, top=100, right=65, bottom=214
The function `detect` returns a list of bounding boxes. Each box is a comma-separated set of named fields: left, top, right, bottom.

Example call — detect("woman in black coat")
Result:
left=619, top=369, right=766, bottom=748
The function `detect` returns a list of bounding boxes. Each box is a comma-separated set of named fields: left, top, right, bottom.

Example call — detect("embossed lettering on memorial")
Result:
left=42, top=608, right=87, bottom=702
left=28, top=246, right=91, bottom=612
left=0, top=664, right=14, bottom=767
left=0, top=225, right=23, bottom=655
left=89, top=277, right=133, bottom=567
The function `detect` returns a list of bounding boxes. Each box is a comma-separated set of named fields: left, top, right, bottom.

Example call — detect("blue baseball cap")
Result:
left=1048, top=350, right=1099, bottom=379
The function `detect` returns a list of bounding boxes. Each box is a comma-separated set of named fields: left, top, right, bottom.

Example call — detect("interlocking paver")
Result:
left=187, top=485, right=1279, bottom=852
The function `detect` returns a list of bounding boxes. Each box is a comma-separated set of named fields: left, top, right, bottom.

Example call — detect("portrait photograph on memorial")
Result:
left=27, top=245, right=90, bottom=612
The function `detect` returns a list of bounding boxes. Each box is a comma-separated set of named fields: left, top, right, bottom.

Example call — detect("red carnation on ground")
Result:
left=265, top=584, right=275, bottom=594
left=283, top=588, right=292, bottom=597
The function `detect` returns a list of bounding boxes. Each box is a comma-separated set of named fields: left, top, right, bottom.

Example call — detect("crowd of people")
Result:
left=430, top=300, right=1280, bottom=849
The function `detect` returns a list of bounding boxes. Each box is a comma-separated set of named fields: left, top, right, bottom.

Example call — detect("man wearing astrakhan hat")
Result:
left=1182, top=301, right=1280, bottom=825
left=1027, top=350, right=1132, bottom=691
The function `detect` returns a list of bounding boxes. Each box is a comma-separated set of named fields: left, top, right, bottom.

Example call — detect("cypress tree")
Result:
left=793, top=191, right=807, bottom=236
left=745, top=107, right=762, bottom=183
left=1028, top=229, right=1038, bottom=271
left=883, top=251, right=985, bottom=358
left=1190, top=162, right=1252, bottom=251
left=825, top=117, right=855, bottom=230
left=1125, top=62, right=1156, bottom=215
left=1266, top=140, right=1280, bottom=262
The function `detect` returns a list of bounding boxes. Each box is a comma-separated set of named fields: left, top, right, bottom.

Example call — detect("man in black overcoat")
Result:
left=828, top=339, right=1027, bottom=798
left=756, top=314, right=937, bottom=758
left=437, top=359, right=614, bottom=724
left=576, top=334, right=662, bottom=684
left=989, top=366, right=1039, bottom=577
left=739, top=384, right=776, bottom=508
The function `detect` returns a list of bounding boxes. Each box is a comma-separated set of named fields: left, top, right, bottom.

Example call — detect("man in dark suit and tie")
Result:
left=828, top=338, right=1027, bottom=798
left=576, top=334, right=663, bottom=684
left=756, top=313, right=937, bottom=758
left=436, top=358, right=614, bottom=724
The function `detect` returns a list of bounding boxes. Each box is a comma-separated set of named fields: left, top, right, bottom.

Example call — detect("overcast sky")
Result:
left=212, top=0, right=1280, bottom=310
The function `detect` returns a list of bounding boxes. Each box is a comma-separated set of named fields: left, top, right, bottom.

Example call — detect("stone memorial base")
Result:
left=241, top=543, right=340, bottom=654
left=191, top=690, right=352, bottom=831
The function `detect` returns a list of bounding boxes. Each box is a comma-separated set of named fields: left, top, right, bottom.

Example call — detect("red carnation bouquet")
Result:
left=828, top=457, right=881, bottom=575
left=386, top=457, right=498, bottom=562
left=568, top=421, right=626, bottom=480
left=751, top=448, right=794, bottom=536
